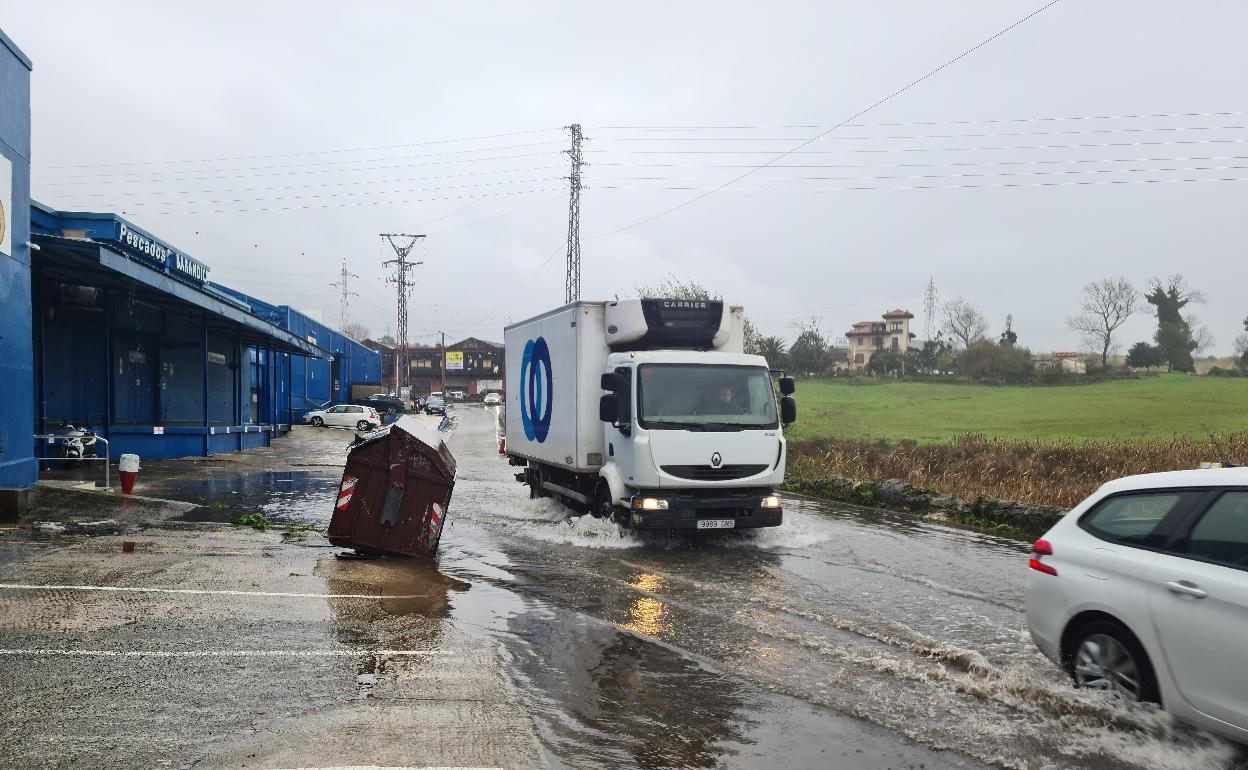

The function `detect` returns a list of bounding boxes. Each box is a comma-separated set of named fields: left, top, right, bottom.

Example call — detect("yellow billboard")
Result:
left=445, top=351, right=464, bottom=370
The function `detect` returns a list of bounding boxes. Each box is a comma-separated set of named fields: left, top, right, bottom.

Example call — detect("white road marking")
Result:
left=269, top=767, right=501, bottom=770
left=0, top=649, right=450, bottom=657
left=0, top=583, right=425, bottom=599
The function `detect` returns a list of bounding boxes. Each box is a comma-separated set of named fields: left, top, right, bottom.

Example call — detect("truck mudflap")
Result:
left=626, top=490, right=783, bottom=530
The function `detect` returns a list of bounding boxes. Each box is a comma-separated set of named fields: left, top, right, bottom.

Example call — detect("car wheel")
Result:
left=387, top=406, right=398, bottom=415
left=311, top=416, right=324, bottom=427
left=1067, top=620, right=1160, bottom=703
left=356, top=420, right=371, bottom=431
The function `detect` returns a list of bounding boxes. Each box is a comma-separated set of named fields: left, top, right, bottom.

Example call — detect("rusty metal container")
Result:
left=328, top=416, right=456, bottom=558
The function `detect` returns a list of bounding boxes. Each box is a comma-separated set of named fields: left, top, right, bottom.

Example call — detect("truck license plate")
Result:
left=697, top=519, right=735, bottom=530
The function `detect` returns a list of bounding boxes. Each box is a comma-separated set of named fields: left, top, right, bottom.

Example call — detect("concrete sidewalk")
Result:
left=0, top=419, right=546, bottom=770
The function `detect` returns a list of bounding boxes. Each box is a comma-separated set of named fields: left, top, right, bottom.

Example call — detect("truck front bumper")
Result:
left=627, top=489, right=783, bottom=530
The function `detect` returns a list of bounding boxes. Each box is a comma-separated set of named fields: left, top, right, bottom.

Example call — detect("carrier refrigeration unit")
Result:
left=504, top=298, right=796, bottom=530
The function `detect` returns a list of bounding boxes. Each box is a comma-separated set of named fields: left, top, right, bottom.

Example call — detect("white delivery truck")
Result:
left=504, top=298, right=796, bottom=531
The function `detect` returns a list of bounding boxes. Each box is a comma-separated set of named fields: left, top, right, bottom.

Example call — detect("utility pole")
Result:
left=438, top=330, right=447, bottom=397
left=564, top=123, right=586, bottom=304
left=381, top=233, right=425, bottom=397
left=329, top=258, right=359, bottom=332
left=923, top=276, right=939, bottom=342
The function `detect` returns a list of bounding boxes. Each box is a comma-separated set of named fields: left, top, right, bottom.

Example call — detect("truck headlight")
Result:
left=633, top=497, right=669, bottom=510
left=760, top=495, right=782, bottom=509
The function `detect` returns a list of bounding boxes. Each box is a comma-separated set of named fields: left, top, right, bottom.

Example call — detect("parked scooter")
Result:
left=60, top=421, right=99, bottom=462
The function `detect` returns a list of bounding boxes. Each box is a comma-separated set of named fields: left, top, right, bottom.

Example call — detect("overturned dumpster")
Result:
left=328, top=416, right=456, bottom=558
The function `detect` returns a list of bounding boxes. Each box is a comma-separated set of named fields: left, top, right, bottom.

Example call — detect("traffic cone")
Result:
left=119, top=454, right=140, bottom=494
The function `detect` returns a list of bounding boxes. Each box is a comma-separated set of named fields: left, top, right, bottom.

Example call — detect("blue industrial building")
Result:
left=28, top=204, right=380, bottom=463
left=211, top=285, right=383, bottom=421
left=0, top=30, right=35, bottom=489
left=1, top=27, right=382, bottom=490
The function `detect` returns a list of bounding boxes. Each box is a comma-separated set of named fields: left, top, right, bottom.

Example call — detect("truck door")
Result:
left=606, top=365, right=636, bottom=496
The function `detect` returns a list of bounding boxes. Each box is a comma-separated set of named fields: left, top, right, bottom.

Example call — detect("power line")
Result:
left=61, top=165, right=568, bottom=197
left=66, top=176, right=564, bottom=209
left=593, top=153, right=1248, bottom=171
left=592, top=124, right=1248, bottom=142
left=598, top=137, right=1248, bottom=156
left=425, top=195, right=564, bottom=237
left=590, top=111, right=1248, bottom=131
left=41, top=127, right=565, bottom=170
left=35, top=152, right=568, bottom=187
left=591, top=161, right=1248, bottom=185
left=34, top=140, right=568, bottom=181
left=104, top=186, right=565, bottom=216
left=584, top=0, right=1064, bottom=240
left=593, top=173, right=1248, bottom=194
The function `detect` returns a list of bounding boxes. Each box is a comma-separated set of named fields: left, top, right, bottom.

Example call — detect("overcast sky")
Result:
left=7, top=0, right=1248, bottom=354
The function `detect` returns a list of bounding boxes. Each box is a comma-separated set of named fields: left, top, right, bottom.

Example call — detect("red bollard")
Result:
left=119, top=454, right=140, bottom=494
left=498, top=436, right=506, bottom=454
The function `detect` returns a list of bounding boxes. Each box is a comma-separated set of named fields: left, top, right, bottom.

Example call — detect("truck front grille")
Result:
left=660, top=464, right=769, bottom=481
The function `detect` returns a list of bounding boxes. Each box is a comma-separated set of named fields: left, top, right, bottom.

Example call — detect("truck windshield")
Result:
left=636, top=364, right=778, bottom=430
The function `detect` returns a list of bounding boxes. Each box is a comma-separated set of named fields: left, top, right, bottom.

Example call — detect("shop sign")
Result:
left=115, top=222, right=210, bottom=284
left=445, top=351, right=464, bottom=370
left=0, top=155, right=11, bottom=258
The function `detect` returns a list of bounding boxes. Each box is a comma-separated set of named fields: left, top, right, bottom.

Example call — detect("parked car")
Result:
left=352, top=393, right=406, bottom=416
left=304, top=403, right=381, bottom=431
left=483, top=392, right=501, bottom=405
left=1026, top=467, right=1248, bottom=744
left=423, top=395, right=447, bottom=416
left=447, top=390, right=466, bottom=401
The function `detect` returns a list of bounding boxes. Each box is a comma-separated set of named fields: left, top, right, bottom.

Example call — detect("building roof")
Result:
left=882, top=309, right=914, bottom=319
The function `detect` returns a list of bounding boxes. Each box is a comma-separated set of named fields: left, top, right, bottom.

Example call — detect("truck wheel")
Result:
left=593, top=484, right=615, bottom=519
left=529, top=466, right=543, bottom=499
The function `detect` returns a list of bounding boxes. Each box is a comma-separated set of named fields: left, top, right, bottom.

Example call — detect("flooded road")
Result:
left=5, top=409, right=1246, bottom=769
left=428, top=406, right=1245, bottom=770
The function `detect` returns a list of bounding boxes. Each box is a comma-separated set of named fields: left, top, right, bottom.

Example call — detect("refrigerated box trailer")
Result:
left=504, top=298, right=795, bottom=531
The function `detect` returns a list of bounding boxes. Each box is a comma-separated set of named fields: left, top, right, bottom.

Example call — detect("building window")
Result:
left=854, top=353, right=864, bottom=363
left=890, top=321, right=902, bottom=331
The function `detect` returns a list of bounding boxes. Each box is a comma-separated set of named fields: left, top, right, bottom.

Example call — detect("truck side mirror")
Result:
left=780, top=396, right=797, bottom=426
left=779, top=376, right=796, bottom=395
left=599, top=395, right=619, bottom=424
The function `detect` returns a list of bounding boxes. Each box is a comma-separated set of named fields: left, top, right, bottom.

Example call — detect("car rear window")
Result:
left=1182, top=491, right=1248, bottom=569
left=1080, top=491, right=1197, bottom=548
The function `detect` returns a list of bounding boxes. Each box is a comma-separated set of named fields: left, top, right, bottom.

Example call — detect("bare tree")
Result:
left=1186, top=314, right=1214, bottom=355
left=341, top=321, right=370, bottom=341
left=1067, top=277, right=1137, bottom=368
left=941, top=298, right=988, bottom=350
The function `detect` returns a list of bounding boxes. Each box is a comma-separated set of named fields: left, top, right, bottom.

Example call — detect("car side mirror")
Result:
left=599, top=395, right=619, bottom=424
left=779, top=376, right=796, bottom=395
left=780, top=396, right=796, bottom=426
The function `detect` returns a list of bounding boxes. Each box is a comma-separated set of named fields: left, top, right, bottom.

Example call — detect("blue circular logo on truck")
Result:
left=520, top=337, right=553, bottom=442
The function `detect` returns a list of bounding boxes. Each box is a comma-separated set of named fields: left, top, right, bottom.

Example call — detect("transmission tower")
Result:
left=381, top=233, right=425, bottom=394
left=329, top=258, right=359, bottom=332
left=564, top=123, right=586, bottom=304
left=923, top=276, right=939, bottom=341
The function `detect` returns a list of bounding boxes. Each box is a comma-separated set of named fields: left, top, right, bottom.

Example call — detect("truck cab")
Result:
left=598, top=350, right=789, bottom=529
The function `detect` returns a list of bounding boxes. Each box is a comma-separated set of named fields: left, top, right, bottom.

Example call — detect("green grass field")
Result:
left=786, top=374, right=1248, bottom=444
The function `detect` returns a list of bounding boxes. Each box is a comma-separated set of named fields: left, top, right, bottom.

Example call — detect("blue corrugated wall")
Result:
left=209, top=285, right=382, bottom=421
left=0, top=31, right=34, bottom=488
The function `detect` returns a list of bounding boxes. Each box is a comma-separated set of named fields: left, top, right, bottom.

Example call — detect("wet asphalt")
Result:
left=2, top=407, right=1246, bottom=770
